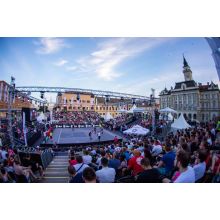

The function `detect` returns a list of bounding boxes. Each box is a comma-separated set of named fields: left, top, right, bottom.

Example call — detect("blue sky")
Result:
left=0, top=37, right=219, bottom=100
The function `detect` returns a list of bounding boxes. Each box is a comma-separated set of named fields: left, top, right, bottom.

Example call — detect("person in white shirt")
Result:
left=151, top=144, right=162, bottom=157
left=193, top=149, right=207, bottom=182
left=97, top=132, right=101, bottom=141
left=96, top=158, right=116, bottom=183
left=163, top=150, right=195, bottom=183
left=0, top=147, right=8, bottom=160
left=82, top=150, right=92, bottom=165
left=74, top=156, right=89, bottom=174
left=174, top=150, right=195, bottom=183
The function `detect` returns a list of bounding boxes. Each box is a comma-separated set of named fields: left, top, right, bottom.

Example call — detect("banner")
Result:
left=23, top=112, right=28, bottom=146
left=55, top=124, right=99, bottom=128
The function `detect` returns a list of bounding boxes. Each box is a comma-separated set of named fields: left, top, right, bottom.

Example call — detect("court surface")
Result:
left=46, top=127, right=122, bottom=144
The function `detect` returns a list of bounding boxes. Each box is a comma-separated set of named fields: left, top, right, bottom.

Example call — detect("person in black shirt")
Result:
left=136, top=158, right=161, bottom=183
left=68, top=165, right=84, bottom=183
left=22, top=155, right=44, bottom=179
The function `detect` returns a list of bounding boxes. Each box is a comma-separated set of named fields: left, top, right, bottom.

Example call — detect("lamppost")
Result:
left=105, top=95, right=110, bottom=119
left=150, top=89, right=156, bottom=135
left=7, top=76, right=16, bottom=148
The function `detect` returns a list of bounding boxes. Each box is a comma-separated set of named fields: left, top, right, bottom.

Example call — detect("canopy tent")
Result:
left=127, top=104, right=137, bottom=114
left=104, top=112, right=114, bottom=122
left=159, top=107, right=177, bottom=114
left=168, top=113, right=174, bottom=121
left=123, top=125, right=150, bottom=136
left=171, top=113, right=191, bottom=130
left=37, top=112, right=47, bottom=122
left=133, top=108, right=146, bottom=113
left=117, top=107, right=127, bottom=113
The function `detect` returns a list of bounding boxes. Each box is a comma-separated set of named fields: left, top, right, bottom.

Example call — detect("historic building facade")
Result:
left=55, top=92, right=159, bottom=118
left=0, top=80, right=32, bottom=118
left=159, top=57, right=220, bottom=122
left=55, top=92, right=122, bottom=117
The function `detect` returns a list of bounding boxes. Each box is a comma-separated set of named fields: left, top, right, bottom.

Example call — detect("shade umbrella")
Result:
left=123, top=125, right=150, bottom=135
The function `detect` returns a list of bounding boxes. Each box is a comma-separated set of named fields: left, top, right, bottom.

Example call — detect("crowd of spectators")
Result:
left=0, top=146, right=47, bottom=183
left=66, top=120, right=220, bottom=183
left=104, top=114, right=134, bottom=131
left=52, top=111, right=102, bottom=126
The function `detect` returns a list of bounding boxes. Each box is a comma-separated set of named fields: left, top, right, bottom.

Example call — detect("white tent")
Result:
left=168, top=113, right=174, bottom=121
left=123, top=125, right=150, bottom=136
left=117, top=108, right=127, bottom=113
left=104, top=112, right=113, bottom=121
left=171, top=113, right=191, bottom=130
left=159, top=107, right=177, bottom=114
left=127, top=104, right=137, bottom=114
left=37, top=112, right=47, bottom=122
left=133, top=108, right=146, bottom=113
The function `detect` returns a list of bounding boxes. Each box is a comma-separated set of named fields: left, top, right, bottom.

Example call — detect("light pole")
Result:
left=7, top=76, right=16, bottom=148
left=150, top=89, right=156, bottom=135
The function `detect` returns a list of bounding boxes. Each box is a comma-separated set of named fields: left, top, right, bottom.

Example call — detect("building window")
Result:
left=213, top=101, right=216, bottom=108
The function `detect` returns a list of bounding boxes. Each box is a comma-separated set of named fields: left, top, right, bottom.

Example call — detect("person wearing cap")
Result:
left=127, top=149, right=144, bottom=176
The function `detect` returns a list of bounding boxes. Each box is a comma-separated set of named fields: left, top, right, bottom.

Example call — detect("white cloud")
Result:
left=75, top=38, right=173, bottom=81
left=35, top=38, right=68, bottom=54
left=54, top=59, right=68, bottom=66
left=65, top=66, right=78, bottom=71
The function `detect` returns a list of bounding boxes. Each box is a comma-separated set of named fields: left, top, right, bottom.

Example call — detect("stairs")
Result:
left=41, top=152, right=69, bottom=183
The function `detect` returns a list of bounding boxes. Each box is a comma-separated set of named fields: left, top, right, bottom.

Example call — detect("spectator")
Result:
left=82, top=167, right=97, bottom=183
left=68, top=165, right=84, bottom=183
left=128, top=149, right=144, bottom=176
left=193, top=149, right=207, bottom=182
left=156, top=144, right=176, bottom=176
left=82, top=150, right=92, bottom=165
left=96, top=158, right=116, bottom=183
left=151, top=140, right=163, bottom=157
left=136, top=158, right=161, bottom=183
left=169, top=150, right=195, bottom=183
left=73, top=156, right=89, bottom=174
left=69, top=155, right=77, bottom=166
left=108, top=153, right=121, bottom=171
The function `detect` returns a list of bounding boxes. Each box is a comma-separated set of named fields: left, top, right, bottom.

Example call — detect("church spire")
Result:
left=183, top=54, right=189, bottom=67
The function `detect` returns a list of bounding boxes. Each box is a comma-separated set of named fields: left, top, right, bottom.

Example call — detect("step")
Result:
left=41, top=177, right=69, bottom=183
left=44, top=173, right=69, bottom=177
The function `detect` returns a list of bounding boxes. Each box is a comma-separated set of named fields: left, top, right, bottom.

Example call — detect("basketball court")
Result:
left=45, top=127, right=122, bottom=145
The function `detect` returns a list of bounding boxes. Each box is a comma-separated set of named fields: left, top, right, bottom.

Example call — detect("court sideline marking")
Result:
left=57, top=128, right=62, bottom=144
